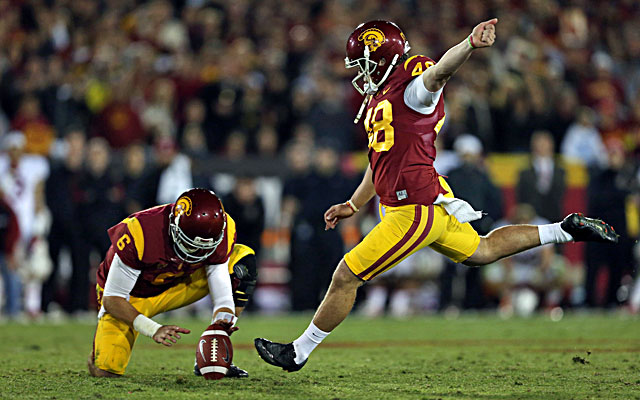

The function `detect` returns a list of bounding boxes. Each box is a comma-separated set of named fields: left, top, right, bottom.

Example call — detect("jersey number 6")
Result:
left=364, top=99, right=394, bottom=152
left=116, top=233, right=131, bottom=250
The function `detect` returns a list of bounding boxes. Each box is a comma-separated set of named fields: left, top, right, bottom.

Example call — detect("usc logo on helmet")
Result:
left=175, top=196, right=192, bottom=216
left=358, top=28, right=385, bottom=52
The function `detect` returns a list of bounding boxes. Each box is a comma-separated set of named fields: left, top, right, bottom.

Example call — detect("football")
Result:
left=195, top=323, right=233, bottom=380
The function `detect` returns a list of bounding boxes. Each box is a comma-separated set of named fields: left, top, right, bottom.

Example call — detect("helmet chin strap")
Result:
left=354, top=94, right=370, bottom=124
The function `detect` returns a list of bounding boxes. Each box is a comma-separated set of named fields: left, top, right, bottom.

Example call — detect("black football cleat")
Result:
left=561, top=213, right=619, bottom=243
left=225, top=364, right=249, bottom=378
left=254, top=338, right=307, bottom=372
left=193, top=361, right=201, bottom=376
left=194, top=363, right=249, bottom=378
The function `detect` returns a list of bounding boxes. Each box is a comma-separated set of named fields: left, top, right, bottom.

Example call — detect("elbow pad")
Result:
left=230, top=254, right=258, bottom=307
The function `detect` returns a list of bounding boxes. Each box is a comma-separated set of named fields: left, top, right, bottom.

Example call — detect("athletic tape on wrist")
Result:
left=133, top=314, right=162, bottom=338
left=347, top=199, right=359, bottom=213
left=214, top=311, right=237, bottom=327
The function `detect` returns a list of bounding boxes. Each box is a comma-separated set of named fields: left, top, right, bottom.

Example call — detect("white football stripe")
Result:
left=202, top=330, right=228, bottom=337
left=199, top=366, right=228, bottom=375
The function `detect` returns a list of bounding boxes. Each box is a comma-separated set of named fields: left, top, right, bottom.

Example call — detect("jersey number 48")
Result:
left=364, top=100, right=395, bottom=152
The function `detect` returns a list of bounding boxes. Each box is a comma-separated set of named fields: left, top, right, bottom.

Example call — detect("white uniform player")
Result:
left=0, top=131, right=50, bottom=317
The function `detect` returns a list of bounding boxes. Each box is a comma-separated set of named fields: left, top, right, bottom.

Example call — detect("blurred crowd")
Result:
left=1, top=0, right=640, bottom=320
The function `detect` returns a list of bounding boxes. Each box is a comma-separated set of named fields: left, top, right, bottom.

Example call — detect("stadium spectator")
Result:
left=91, top=85, right=147, bottom=149
left=0, top=197, right=21, bottom=318
left=43, top=128, right=90, bottom=314
left=180, top=98, right=208, bottom=151
left=11, top=95, right=55, bottom=156
left=284, top=140, right=355, bottom=311
left=121, top=144, right=151, bottom=216
left=0, top=131, right=50, bottom=318
left=517, top=131, right=567, bottom=223
left=307, top=76, right=353, bottom=152
left=223, top=177, right=265, bottom=259
left=561, top=107, right=608, bottom=169
left=80, top=138, right=123, bottom=257
left=584, top=140, right=636, bottom=308
left=141, top=78, right=177, bottom=138
left=440, top=134, right=504, bottom=310
left=153, top=136, right=193, bottom=205
left=255, top=126, right=280, bottom=157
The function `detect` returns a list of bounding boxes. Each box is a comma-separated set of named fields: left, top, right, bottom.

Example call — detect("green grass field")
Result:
left=1, top=313, right=639, bottom=399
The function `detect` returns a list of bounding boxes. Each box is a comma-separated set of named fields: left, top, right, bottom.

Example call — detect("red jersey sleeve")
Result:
left=106, top=219, right=145, bottom=269
left=106, top=204, right=173, bottom=269
left=399, top=55, right=436, bottom=83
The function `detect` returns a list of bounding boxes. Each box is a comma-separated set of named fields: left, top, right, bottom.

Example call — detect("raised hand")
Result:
left=470, top=18, right=498, bottom=48
left=324, top=202, right=356, bottom=230
left=153, top=325, right=190, bottom=347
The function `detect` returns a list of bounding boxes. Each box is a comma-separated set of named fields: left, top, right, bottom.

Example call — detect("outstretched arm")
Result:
left=324, top=164, right=376, bottom=230
left=102, top=254, right=190, bottom=346
left=422, top=18, right=498, bottom=92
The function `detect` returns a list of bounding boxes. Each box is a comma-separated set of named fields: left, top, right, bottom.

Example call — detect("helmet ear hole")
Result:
left=379, top=57, right=387, bottom=66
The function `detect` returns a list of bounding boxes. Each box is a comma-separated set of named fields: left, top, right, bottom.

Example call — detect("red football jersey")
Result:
left=363, top=55, right=447, bottom=207
left=97, top=204, right=237, bottom=298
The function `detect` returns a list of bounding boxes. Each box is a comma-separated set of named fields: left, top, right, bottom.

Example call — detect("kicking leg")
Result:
left=464, top=224, right=542, bottom=266
left=464, top=213, right=618, bottom=267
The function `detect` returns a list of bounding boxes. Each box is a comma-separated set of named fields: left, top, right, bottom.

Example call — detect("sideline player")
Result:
left=88, top=188, right=257, bottom=378
left=255, top=19, right=618, bottom=371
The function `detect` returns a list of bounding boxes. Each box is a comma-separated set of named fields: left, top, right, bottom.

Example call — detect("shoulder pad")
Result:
left=107, top=217, right=145, bottom=266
